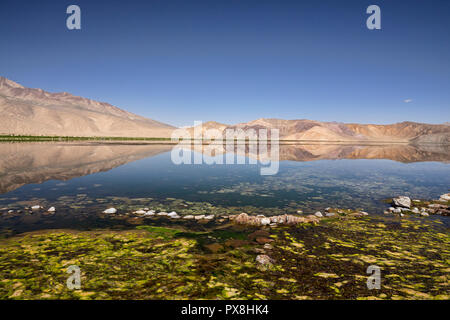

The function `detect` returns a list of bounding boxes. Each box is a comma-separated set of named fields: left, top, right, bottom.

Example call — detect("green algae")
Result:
left=0, top=215, right=448, bottom=300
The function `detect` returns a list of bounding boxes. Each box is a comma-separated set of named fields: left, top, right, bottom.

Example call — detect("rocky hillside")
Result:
left=193, top=118, right=450, bottom=143
left=0, top=77, right=175, bottom=137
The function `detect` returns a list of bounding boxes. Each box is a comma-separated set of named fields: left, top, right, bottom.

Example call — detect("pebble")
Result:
left=103, top=208, right=117, bottom=214
left=255, top=254, right=274, bottom=266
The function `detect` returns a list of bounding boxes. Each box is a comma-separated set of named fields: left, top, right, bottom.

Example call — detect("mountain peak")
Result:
left=0, top=76, right=24, bottom=89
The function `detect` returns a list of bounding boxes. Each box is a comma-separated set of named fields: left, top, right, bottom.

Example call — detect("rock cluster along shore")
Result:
left=385, top=193, right=450, bottom=217
left=2, top=193, right=448, bottom=222
left=232, top=212, right=319, bottom=226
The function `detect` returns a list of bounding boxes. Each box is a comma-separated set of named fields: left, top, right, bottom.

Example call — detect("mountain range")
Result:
left=0, top=77, right=175, bottom=137
left=1, top=76, right=449, bottom=143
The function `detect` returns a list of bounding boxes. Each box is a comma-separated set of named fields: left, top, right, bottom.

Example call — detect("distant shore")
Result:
left=0, top=134, right=443, bottom=145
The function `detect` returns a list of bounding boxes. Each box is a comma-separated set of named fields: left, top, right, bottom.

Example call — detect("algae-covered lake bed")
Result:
left=0, top=216, right=448, bottom=300
left=0, top=142, right=449, bottom=300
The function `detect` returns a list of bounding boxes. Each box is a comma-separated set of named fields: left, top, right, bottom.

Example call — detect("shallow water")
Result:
left=0, top=142, right=449, bottom=234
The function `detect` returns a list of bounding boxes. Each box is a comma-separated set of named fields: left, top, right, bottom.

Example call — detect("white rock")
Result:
left=439, top=193, right=450, bottom=201
left=144, top=211, right=155, bottom=216
left=167, top=211, right=178, bottom=217
left=314, top=211, right=323, bottom=218
left=183, top=215, right=194, bottom=219
left=411, top=208, right=420, bottom=214
left=134, top=210, right=147, bottom=215
left=392, top=196, right=411, bottom=208
left=195, top=215, right=205, bottom=220
left=157, top=212, right=168, bottom=216
left=256, top=214, right=266, bottom=218
left=103, top=208, right=117, bottom=214
left=256, top=254, right=273, bottom=266
left=360, top=211, right=369, bottom=216
left=204, top=215, right=215, bottom=220
left=325, top=212, right=336, bottom=217
left=47, top=207, right=56, bottom=212
left=31, top=205, right=41, bottom=210
left=393, top=208, right=402, bottom=213
left=297, top=210, right=303, bottom=214
left=260, top=218, right=271, bottom=225
left=388, top=207, right=395, bottom=212
left=420, top=212, right=429, bottom=217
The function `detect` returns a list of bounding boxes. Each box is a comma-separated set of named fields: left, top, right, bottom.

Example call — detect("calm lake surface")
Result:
left=1, top=142, right=449, bottom=234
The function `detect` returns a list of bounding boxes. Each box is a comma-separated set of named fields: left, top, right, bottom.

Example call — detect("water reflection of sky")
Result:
left=2, top=149, right=449, bottom=213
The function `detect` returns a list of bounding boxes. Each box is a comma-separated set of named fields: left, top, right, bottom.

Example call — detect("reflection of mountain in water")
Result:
left=0, top=142, right=172, bottom=194
left=0, top=142, right=449, bottom=194
left=278, top=143, right=450, bottom=163
left=182, top=142, right=450, bottom=163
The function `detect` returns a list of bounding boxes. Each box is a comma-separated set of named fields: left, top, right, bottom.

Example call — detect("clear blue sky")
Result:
left=1, top=0, right=449, bottom=127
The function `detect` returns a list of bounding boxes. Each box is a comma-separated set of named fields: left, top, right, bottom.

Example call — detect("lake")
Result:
left=0, top=141, right=449, bottom=235
left=1, top=141, right=449, bottom=300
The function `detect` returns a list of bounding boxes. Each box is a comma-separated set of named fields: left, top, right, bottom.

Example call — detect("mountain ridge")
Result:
left=1, top=77, right=449, bottom=143
left=0, top=77, right=175, bottom=137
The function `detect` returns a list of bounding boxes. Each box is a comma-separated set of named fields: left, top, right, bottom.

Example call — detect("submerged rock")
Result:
left=256, top=254, right=274, bottom=266
left=103, top=208, right=117, bottom=214
left=47, top=207, right=56, bottom=212
left=392, top=196, right=411, bottom=208
left=204, top=243, right=223, bottom=253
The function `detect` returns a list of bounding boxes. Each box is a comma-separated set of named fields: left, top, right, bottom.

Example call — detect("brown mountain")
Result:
left=2, top=77, right=449, bottom=142
left=193, top=118, right=450, bottom=143
left=0, top=77, right=175, bottom=137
